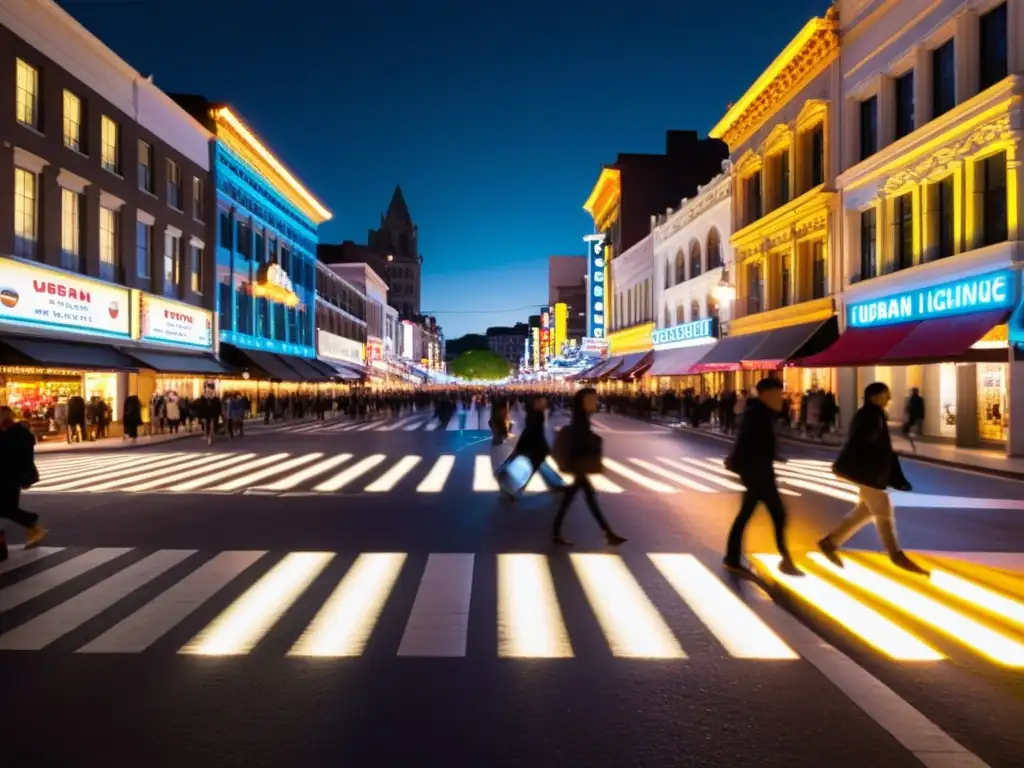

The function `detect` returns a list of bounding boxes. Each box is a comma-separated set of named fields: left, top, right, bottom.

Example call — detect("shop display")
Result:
left=978, top=364, right=1008, bottom=442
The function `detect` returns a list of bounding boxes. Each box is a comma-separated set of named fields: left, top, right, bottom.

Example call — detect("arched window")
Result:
left=690, top=299, right=701, bottom=322
left=664, top=305, right=672, bottom=327
left=664, top=260, right=672, bottom=290
left=675, top=250, right=686, bottom=284
left=689, top=241, right=702, bottom=280
left=706, top=228, right=723, bottom=270
left=675, top=304, right=685, bottom=324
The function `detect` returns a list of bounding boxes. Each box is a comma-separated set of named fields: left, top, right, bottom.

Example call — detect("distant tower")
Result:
left=368, top=186, right=421, bottom=319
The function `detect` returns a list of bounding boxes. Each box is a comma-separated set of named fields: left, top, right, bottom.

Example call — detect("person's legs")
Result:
left=724, top=489, right=760, bottom=566
left=552, top=481, right=581, bottom=538
left=761, top=487, right=794, bottom=562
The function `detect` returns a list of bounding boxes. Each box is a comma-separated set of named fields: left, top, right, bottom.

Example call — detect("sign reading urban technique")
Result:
left=848, top=269, right=1014, bottom=328
left=652, top=317, right=718, bottom=348
left=0, top=257, right=131, bottom=338
left=584, top=234, right=607, bottom=338
left=138, top=293, right=214, bottom=350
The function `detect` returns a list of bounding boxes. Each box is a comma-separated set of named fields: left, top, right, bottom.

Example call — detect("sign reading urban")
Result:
left=138, top=292, right=213, bottom=349
left=584, top=234, right=607, bottom=339
left=652, top=317, right=717, bottom=348
left=0, top=257, right=131, bottom=338
left=848, top=269, right=1014, bottom=328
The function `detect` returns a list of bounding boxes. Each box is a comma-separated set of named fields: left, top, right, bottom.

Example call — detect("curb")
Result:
left=655, top=418, right=1024, bottom=483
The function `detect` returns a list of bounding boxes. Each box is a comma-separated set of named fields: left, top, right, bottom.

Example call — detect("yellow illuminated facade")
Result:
left=607, top=322, right=655, bottom=356
left=711, top=10, right=840, bottom=398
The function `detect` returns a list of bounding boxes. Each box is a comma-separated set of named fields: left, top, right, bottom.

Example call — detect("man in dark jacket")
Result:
left=0, top=406, right=48, bottom=560
left=724, top=378, right=801, bottom=576
left=819, top=382, right=925, bottom=574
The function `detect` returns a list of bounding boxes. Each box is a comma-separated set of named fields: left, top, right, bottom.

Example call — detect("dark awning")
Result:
left=306, top=358, right=344, bottom=379
left=279, top=355, right=330, bottom=382
left=591, top=356, right=625, bottom=380
left=121, top=348, right=239, bottom=376
left=0, top=336, right=138, bottom=370
left=223, top=346, right=301, bottom=382
left=689, top=332, right=769, bottom=373
left=321, top=360, right=365, bottom=381
left=613, top=351, right=653, bottom=380
left=648, top=343, right=717, bottom=376
left=794, top=323, right=922, bottom=368
left=881, top=309, right=1010, bottom=365
left=570, top=361, right=605, bottom=381
left=743, top=317, right=838, bottom=370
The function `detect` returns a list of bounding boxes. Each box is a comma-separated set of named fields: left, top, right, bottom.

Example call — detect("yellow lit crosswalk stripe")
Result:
left=543, top=458, right=624, bottom=494
left=629, top=458, right=714, bottom=492
left=255, top=454, right=352, bottom=491
left=416, top=455, right=455, bottom=492
left=777, top=477, right=859, bottom=503
left=172, top=453, right=289, bottom=492
left=473, top=456, right=500, bottom=492
left=313, top=454, right=387, bottom=492
left=122, top=453, right=257, bottom=492
left=661, top=457, right=745, bottom=491
left=650, top=554, right=796, bottom=659
left=601, top=458, right=676, bottom=494
left=212, top=453, right=325, bottom=491
left=365, top=456, right=422, bottom=492
left=808, top=554, right=1024, bottom=667
left=497, top=553, right=572, bottom=658
left=289, top=553, right=406, bottom=657
left=88, top=454, right=214, bottom=492
left=180, top=552, right=333, bottom=656
left=928, top=569, right=1024, bottom=628
left=34, top=455, right=182, bottom=491
left=752, top=554, right=942, bottom=661
left=570, top=553, right=684, bottom=658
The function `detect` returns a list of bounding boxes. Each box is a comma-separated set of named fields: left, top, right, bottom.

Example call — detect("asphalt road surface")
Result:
left=2, top=405, right=1023, bottom=768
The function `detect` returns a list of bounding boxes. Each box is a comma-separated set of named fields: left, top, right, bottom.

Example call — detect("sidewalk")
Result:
left=636, top=411, right=1024, bottom=481
left=34, top=413, right=340, bottom=455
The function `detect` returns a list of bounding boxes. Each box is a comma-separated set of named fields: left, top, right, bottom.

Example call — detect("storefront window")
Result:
left=84, top=372, right=119, bottom=421
left=977, top=363, right=1008, bottom=442
left=938, top=363, right=957, bottom=438
left=1, top=368, right=82, bottom=421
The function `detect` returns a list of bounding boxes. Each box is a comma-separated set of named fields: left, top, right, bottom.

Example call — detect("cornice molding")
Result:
left=653, top=166, right=732, bottom=243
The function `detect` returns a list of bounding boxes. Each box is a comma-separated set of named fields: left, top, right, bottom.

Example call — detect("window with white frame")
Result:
left=164, top=231, right=181, bottom=297
left=61, top=188, right=81, bottom=272
left=190, top=244, right=204, bottom=294
left=192, top=177, right=204, bottom=221
left=14, top=168, right=37, bottom=259
left=167, top=160, right=182, bottom=210
left=63, top=90, right=82, bottom=151
left=15, top=59, right=38, bottom=129
left=136, top=220, right=152, bottom=279
left=138, top=140, right=154, bottom=193
left=101, top=116, right=120, bottom=174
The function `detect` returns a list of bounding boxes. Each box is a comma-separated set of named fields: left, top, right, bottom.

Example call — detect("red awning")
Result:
left=793, top=322, right=922, bottom=368
left=881, top=309, right=1010, bottom=364
left=593, top=357, right=625, bottom=380
left=614, top=351, right=653, bottom=380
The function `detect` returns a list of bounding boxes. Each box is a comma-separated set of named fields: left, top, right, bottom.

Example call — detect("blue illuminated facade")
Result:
left=652, top=317, right=717, bottom=347
left=214, top=141, right=318, bottom=358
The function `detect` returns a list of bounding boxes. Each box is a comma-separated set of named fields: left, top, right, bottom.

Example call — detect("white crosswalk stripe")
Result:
left=263, top=410, right=489, bottom=434
left=0, top=547, right=799, bottom=661
left=28, top=451, right=859, bottom=500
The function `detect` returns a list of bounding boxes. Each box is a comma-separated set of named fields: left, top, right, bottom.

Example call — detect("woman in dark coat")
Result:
left=498, top=395, right=564, bottom=499
left=819, top=382, right=926, bottom=574
left=551, top=388, right=625, bottom=547
left=122, top=394, right=142, bottom=442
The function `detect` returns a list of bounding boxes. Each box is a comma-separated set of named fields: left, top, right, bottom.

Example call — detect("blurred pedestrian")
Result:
left=0, top=406, right=47, bottom=560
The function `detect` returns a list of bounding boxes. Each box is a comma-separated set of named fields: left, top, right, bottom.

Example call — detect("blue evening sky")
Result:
left=59, top=0, right=826, bottom=338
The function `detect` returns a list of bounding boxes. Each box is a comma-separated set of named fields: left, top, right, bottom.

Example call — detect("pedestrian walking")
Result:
left=496, top=395, right=565, bottom=500
left=550, top=388, right=625, bottom=547
left=819, top=382, right=926, bottom=574
left=0, top=406, right=47, bottom=561
left=723, top=378, right=801, bottom=576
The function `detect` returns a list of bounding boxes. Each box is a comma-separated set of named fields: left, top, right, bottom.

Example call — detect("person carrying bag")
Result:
left=818, top=382, right=926, bottom=575
left=496, top=395, right=565, bottom=500
left=550, top=388, right=625, bottom=547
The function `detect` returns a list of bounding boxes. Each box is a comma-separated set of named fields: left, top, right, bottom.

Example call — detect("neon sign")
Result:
left=848, top=269, right=1014, bottom=328
left=584, top=234, right=606, bottom=338
left=253, top=263, right=299, bottom=307
left=652, top=317, right=717, bottom=348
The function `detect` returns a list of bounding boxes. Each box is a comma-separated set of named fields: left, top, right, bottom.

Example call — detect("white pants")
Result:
left=828, top=484, right=900, bottom=555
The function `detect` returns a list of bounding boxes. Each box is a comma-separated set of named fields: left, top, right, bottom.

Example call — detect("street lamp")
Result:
left=712, top=271, right=736, bottom=303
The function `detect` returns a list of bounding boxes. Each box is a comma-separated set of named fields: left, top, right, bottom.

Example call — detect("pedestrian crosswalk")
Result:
left=2, top=545, right=1021, bottom=668
left=265, top=409, right=501, bottom=435
left=26, top=452, right=859, bottom=499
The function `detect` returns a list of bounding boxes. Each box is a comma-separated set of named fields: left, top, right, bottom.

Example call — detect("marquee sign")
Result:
left=652, top=317, right=718, bottom=348
left=0, top=256, right=131, bottom=338
left=137, top=292, right=214, bottom=350
left=848, top=269, right=1014, bottom=328
left=254, top=262, right=299, bottom=307
left=584, top=234, right=607, bottom=338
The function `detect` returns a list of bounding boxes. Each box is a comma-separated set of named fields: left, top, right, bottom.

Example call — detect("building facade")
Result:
left=699, top=11, right=842, bottom=403
left=650, top=165, right=735, bottom=390
left=315, top=259, right=367, bottom=381
left=487, top=323, right=529, bottom=367
left=808, top=0, right=1024, bottom=454
left=0, top=0, right=223, bottom=431
left=172, top=96, right=334, bottom=391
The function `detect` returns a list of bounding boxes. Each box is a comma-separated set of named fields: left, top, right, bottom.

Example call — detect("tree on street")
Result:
left=447, top=349, right=511, bottom=380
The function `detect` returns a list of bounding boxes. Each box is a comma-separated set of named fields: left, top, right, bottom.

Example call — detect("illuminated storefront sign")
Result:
left=848, top=270, right=1014, bottom=328
left=136, top=292, right=214, bottom=350
left=531, top=327, right=540, bottom=369
left=366, top=337, right=385, bottom=364
left=318, top=329, right=364, bottom=365
left=401, top=321, right=415, bottom=360
left=584, top=234, right=607, bottom=338
left=0, top=256, right=131, bottom=339
left=554, top=302, right=567, bottom=354
left=652, top=318, right=717, bottom=348
left=253, top=263, right=299, bottom=307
